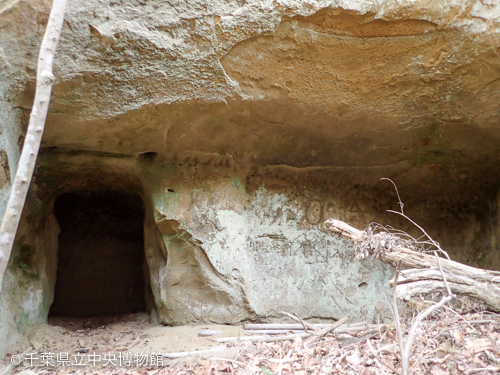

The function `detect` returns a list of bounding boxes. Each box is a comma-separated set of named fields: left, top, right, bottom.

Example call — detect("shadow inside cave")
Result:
left=50, top=191, right=147, bottom=317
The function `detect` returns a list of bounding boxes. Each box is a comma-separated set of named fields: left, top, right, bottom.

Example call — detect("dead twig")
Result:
left=281, top=311, right=316, bottom=332
left=434, top=251, right=454, bottom=296
left=466, top=367, right=500, bottom=374
left=304, top=315, right=350, bottom=345
left=392, top=260, right=406, bottom=375
left=208, top=358, right=246, bottom=366
left=366, top=338, right=397, bottom=373
left=162, top=346, right=228, bottom=358
left=339, top=330, right=378, bottom=347
left=244, top=323, right=331, bottom=330
left=0, top=347, right=33, bottom=375
left=381, top=177, right=450, bottom=260
left=216, top=316, right=350, bottom=345
left=216, top=333, right=309, bottom=343
left=401, top=254, right=454, bottom=374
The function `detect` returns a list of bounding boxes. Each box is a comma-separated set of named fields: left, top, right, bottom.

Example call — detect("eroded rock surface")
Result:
left=1, top=0, right=500, bottom=358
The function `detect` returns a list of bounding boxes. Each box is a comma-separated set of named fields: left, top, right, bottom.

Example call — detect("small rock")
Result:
left=28, top=333, right=43, bottom=350
left=198, top=330, right=224, bottom=336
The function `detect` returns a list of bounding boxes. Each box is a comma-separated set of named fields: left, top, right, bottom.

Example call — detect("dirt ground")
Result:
left=19, top=313, right=245, bottom=354
left=0, top=312, right=249, bottom=374
left=1, top=309, right=500, bottom=374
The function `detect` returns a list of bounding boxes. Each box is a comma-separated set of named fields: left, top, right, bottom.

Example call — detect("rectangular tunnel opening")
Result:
left=49, top=190, right=148, bottom=317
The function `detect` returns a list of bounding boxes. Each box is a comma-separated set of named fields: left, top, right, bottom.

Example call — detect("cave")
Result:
left=4, top=0, right=500, bottom=361
left=49, top=190, right=147, bottom=317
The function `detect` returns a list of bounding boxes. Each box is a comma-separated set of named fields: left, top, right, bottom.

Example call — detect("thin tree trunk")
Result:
left=0, top=0, right=68, bottom=292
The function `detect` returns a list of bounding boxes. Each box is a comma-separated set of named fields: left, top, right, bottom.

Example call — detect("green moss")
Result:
left=20, top=314, right=30, bottom=333
left=230, top=177, right=242, bottom=191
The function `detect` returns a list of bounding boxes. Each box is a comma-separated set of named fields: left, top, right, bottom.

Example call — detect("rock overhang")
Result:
left=2, top=0, right=500, bottom=358
left=29, top=2, right=500, bottom=177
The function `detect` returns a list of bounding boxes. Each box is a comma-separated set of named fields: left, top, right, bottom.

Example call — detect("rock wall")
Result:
left=150, top=160, right=393, bottom=324
left=1, top=0, right=500, bottom=358
left=28, top=150, right=394, bottom=326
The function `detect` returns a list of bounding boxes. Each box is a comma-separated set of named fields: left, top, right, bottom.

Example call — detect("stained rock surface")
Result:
left=1, top=0, right=500, bottom=358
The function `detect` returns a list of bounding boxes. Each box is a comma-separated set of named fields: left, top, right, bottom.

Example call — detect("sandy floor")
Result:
left=2, top=310, right=500, bottom=374
left=3, top=312, right=248, bottom=372
left=11, top=313, right=247, bottom=354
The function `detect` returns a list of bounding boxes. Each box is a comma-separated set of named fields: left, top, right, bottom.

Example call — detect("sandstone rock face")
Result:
left=1, top=0, right=500, bottom=358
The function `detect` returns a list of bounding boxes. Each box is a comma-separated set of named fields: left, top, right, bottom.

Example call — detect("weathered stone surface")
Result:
left=153, top=181, right=393, bottom=324
left=25, top=150, right=393, bottom=327
left=1, top=0, right=500, bottom=359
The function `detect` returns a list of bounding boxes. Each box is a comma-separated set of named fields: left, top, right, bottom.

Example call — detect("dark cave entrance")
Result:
left=50, top=191, right=147, bottom=317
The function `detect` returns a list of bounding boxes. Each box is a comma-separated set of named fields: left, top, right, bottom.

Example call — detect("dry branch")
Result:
left=399, top=253, right=454, bottom=374
left=325, top=219, right=500, bottom=312
left=216, top=315, right=350, bottom=345
left=245, top=330, right=306, bottom=335
left=162, top=346, right=229, bottom=358
left=243, top=322, right=369, bottom=330
left=244, top=323, right=330, bottom=330
left=281, top=311, right=317, bottom=332
left=392, top=262, right=405, bottom=374
left=245, top=326, right=375, bottom=335
left=0, top=347, right=33, bottom=375
left=305, top=316, right=350, bottom=344
left=215, top=334, right=309, bottom=344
